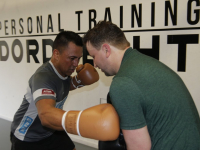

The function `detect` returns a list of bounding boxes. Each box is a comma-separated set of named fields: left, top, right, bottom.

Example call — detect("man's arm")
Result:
left=36, top=98, right=65, bottom=130
left=122, top=126, right=151, bottom=150
left=36, top=99, right=120, bottom=141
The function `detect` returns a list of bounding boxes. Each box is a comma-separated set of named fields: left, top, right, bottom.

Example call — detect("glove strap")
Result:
left=75, top=75, right=81, bottom=84
left=77, top=85, right=84, bottom=88
left=62, top=111, right=68, bottom=133
left=77, top=110, right=83, bottom=137
left=71, top=78, right=77, bottom=89
left=71, top=77, right=84, bottom=89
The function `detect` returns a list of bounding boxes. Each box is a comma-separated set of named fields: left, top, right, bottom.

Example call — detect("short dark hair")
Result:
left=83, top=21, right=130, bottom=50
left=53, top=31, right=83, bottom=53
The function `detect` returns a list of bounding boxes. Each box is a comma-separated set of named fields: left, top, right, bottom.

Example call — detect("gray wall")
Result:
left=0, top=118, right=97, bottom=150
left=0, top=118, right=11, bottom=150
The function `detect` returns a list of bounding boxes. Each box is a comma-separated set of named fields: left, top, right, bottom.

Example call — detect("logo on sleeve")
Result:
left=42, top=89, right=55, bottom=96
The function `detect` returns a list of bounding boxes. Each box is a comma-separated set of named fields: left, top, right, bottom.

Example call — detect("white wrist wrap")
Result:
left=62, top=111, right=68, bottom=133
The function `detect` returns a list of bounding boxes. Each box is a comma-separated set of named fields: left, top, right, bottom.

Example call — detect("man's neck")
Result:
left=113, top=47, right=130, bottom=74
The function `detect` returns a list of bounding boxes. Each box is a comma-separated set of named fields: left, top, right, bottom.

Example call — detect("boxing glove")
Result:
left=61, top=103, right=120, bottom=141
left=99, top=130, right=126, bottom=150
left=71, top=63, right=99, bottom=89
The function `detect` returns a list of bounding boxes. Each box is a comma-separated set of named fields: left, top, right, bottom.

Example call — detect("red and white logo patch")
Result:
left=42, top=89, right=55, bottom=96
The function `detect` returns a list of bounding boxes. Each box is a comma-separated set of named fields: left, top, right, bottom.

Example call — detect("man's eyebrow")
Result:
left=69, top=56, right=83, bottom=58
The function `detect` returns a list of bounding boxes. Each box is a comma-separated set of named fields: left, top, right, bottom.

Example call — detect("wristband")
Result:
left=62, top=111, right=68, bottom=133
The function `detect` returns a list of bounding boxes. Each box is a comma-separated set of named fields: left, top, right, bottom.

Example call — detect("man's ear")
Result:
left=53, top=49, right=60, bottom=61
left=102, top=43, right=111, bottom=58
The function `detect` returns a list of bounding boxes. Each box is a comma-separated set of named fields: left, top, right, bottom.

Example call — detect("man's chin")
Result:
left=100, top=69, right=113, bottom=76
left=104, top=71, right=111, bottom=77
left=65, top=72, right=72, bottom=77
left=66, top=70, right=75, bottom=76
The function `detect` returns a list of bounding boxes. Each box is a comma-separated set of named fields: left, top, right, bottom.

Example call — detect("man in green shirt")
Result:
left=83, top=21, right=200, bottom=150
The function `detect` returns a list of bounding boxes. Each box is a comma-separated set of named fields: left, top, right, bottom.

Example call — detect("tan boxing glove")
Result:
left=62, top=103, right=120, bottom=141
left=71, top=63, right=99, bottom=89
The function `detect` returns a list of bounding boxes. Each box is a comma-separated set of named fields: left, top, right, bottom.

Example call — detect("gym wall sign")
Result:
left=0, top=0, right=199, bottom=72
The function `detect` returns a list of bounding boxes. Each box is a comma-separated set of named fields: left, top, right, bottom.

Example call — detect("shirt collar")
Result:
left=49, top=61, right=68, bottom=80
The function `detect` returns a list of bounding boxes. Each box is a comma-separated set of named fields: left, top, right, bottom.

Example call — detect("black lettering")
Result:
left=12, top=39, right=23, bottom=63
left=42, top=39, right=53, bottom=63
left=27, top=17, right=33, bottom=34
left=187, top=0, right=200, bottom=25
left=133, top=35, right=160, bottom=60
left=151, top=2, right=155, bottom=27
left=75, top=11, right=83, bottom=31
left=26, top=40, right=40, bottom=63
left=47, top=15, right=54, bottom=32
left=120, top=6, right=123, bottom=28
left=89, top=9, right=97, bottom=29
left=0, top=41, right=9, bottom=61
left=37, top=16, right=43, bottom=33
left=83, top=46, right=93, bottom=65
left=58, top=13, right=64, bottom=32
left=4, top=20, right=9, bottom=35
left=19, top=18, right=24, bottom=34
left=165, top=0, right=177, bottom=26
left=104, top=7, right=112, bottom=22
left=168, top=34, right=199, bottom=72
left=11, top=19, right=16, bottom=35
left=131, top=4, right=142, bottom=28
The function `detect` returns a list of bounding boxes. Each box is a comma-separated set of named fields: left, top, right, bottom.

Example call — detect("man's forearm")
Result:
left=36, top=99, right=66, bottom=130
left=39, top=107, right=65, bottom=130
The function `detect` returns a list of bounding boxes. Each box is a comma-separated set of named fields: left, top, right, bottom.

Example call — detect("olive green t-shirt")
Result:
left=110, top=48, right=200, bottom=149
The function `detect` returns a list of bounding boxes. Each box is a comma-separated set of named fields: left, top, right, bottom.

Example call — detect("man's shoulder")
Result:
left=30, top=63, right=58, bottom=83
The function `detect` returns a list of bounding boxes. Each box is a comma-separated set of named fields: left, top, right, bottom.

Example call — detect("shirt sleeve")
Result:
left=110, top=76, right=146, bottom=130
left=30, top=72, right=57, bottom=103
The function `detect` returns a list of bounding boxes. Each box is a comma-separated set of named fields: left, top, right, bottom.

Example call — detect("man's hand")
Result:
left=70, top=63, right=99, bottom=90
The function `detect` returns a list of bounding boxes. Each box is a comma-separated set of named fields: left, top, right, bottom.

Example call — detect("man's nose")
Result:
left=73, top=59, right=79, bottom=67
